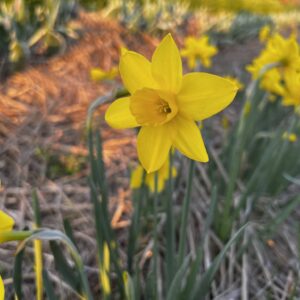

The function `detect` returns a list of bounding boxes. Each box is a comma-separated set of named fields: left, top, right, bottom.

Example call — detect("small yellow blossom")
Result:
left=247, top=33, right=300, bottom=96
left=282, top=132, right=297, bottom=142
left=259, top=25, right=271, bottom=43
left=105, top=34, right=237, bottom=172
left=247, top=33, right=300, bottom=78
left=181, top=35, right=218, bottom=69
left=224, top=76, right=244, bottom=90
left=90, top=67, right=118, bottom=82
left=0, top=276, right=4, bottom=300
left=131, top=157, right=177, bottom=192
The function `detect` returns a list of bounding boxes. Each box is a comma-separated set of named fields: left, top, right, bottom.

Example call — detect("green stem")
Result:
left=224, top=62, right=280, bottom=225
left=127, top=171, right=146, bottom=273
left=86, top=88, right=128, bottom=298
left=153, top=172, right=159, bottom=300
left=178, top=160, right=195, bottom=267
left=165, top=151, right=174, bottom=288
left=0, top=230, right=33, bottom=243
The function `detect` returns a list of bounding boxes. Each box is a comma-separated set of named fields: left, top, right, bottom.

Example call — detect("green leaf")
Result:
left=123, top=272, right=136, bottom=300
left=166, top=255, right=190, bottom=300
left=192, top=223, right=249, bottom=300
left=32, top=189, right=42, bottom=227
left=63, top=219, right=78, bottom=249
left=42, top=270, right=58, bottom=300
left=265, top=195, right=300, bottom=237
left=16, top=229, right=93, bottom=300
left=50, top=241, right=82, bottom=293
left=13, top=247, right=25, bottom=300
left=181, top=186, right=218, bottom=298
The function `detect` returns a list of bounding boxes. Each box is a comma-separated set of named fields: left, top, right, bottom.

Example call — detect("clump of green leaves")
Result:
left=105, top=0, right=189, bottom=33
left=209, top=12, right=273, bottom=45
left=0, top=0, right=78, bottom=74
left=35, top=147, right=86, bottom=179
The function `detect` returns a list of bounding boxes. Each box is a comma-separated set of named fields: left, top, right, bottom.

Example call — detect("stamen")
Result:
left=158, top=100, right=172, bottom=114
left=163, top=106, right=172, bottom=113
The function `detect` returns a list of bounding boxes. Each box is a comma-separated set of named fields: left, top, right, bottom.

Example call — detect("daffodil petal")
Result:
left=105, top=97, right=139, bottom=129
left=151, top=34, right=182, bottom=93
left=177, top=72, right=238, bottom=121
left=0, top=210, right=14, bottom=232
left=119, top=51, right=157, bottom=94
left=137, top=125, right=173, bottom=173
left=172, top=116, right=208, bottom=162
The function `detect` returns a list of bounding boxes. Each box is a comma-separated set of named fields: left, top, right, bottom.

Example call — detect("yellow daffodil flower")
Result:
left=247, top=33, right=300, bottom=77
left=247, top=33, right=300, bottom=97
left=90, top=67, right=118, bottom=82
left=131, top=156, right=177, bottom=192
left=259, top=25, right=271, bottom=43
left=282, top=132, right=297, bottom=142
left=181, top=35, right=218, bottom=69
left=0, top=276, right=4, bottom=300
left=247, top=33, right=300, bottom=80
left=224, top=76, right=244, bottom=90
left=281, top=69, right=300, bottom=108
left=105, top=34, right=237, bottom=172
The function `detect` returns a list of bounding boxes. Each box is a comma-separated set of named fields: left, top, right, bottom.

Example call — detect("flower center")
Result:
left=158, top=100, right=172, bottom=114
left=130, top=88, right=178, bottom=126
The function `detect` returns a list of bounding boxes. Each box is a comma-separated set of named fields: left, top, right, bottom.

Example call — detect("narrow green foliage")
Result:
left=50, top=241, right=82, bottom=293
left=13, top=247, right=25, bottom=300
left=166, top=255, right=190, bottom=300
left=264, top=195, right=300, bottom=238
left=87, top=93, right=126, bottom=298
left=178, top=159, right=195, bottom=266
left=63, top=219, right=78, bottom=250
left=123, top=272, right=136, bottom=300
left=32, top=190, right=42, bottom=227
left=42, top=270, right=58, bottom=300
left=191, top=223, right=248, bottom=299
left=127, top=172, right=146, bottom=273
left=165, top=151, right=175, bottom=288
left=17, top=229, right=93, bottom=300
left=152, top=172, right=159, bottom=300
left=181, top=186, right=219, bottom=298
